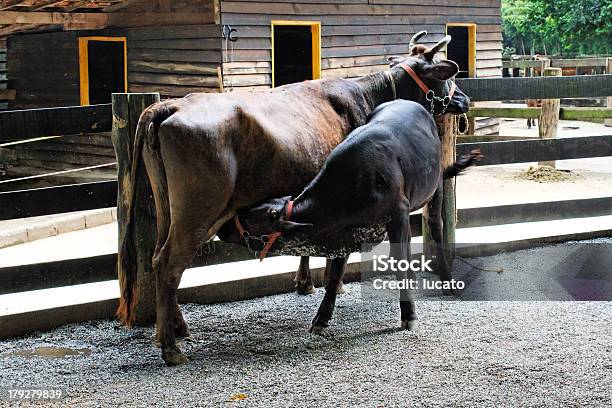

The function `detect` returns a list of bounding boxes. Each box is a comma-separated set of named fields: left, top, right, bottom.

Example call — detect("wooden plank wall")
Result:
left=0, top=132, right=117, bottom=187
left=125, top=24, right=223, bottom=98
left=109, top=0, right=218, bottom=28
left=219, top=0, right=503, bottom=92
left=474, top=23, right=503, bottom=135
left=6, top=31, right=80, bottom=110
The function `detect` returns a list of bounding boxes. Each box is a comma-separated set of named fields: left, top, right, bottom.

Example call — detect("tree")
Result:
left=502, top=0, right=612, bottom=56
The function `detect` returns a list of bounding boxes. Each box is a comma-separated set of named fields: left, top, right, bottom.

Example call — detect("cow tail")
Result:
left=443, top=149, right=482, bottom=179
left=116, top=102, right=176, bottom=326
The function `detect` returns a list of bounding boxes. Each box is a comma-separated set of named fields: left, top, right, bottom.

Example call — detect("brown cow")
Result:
left=117, top=31, right=470, bottom=365
left=526, top=55, right=545, bottom=129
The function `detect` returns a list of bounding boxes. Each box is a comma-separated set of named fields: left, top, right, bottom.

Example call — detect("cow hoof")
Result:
left=401, top=319, right=417, bottom=331
left=442, top=287, right=455, bottom=296
left=309, top=324, right=327, bottom=335
left=162, top=348, right=189, bottom=366
left=336, top=283, right=346, bottom=295
left=295, top=280, right=316, bottom=295
left=154, top=338, right=162, bottom=348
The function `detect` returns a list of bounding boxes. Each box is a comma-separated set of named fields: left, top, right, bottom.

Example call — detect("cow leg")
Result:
left=310, top=256, right=348, bottom=334
left=294, top=256, right=315, bottom=295
left=174, top=303, right=191, bottom=338
left=527, top=118, right=532, bottom=129
left=426, top=182, right=453, bottom=293
left=152, top=224, right=203, bottom=366
left=324, top=258, right=346, bottom=294
left=387, top=203, right=417, bottom=330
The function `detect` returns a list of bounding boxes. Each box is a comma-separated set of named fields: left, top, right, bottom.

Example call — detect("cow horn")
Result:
left=409, top=31, right=427, bottom=49
left=424, top=35, right=452, bottom=59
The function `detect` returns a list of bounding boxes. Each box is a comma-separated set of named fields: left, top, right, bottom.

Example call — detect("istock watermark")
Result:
left=358, top=241, right=612, bottom=301
left=372, top=277, right=465, bottom=291
left=372, top=254, right=433, bottom=273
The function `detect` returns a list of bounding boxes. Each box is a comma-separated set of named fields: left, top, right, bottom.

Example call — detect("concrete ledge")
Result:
left=1, top=215, right=611, bottom=340
left=0, top=229, right=27, bottom=248
left=0, top=208, right=115, bottom=250
left=0, top=254, right=363, bottom=339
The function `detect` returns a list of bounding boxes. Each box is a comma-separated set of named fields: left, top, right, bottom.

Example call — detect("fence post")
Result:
left=112, top=92, right=160, bottom=326
left=422, top=114, right=456, bottom=265
left=538, top=67, right=562, bottom=167
left=606, top=58, right=612, bottom=128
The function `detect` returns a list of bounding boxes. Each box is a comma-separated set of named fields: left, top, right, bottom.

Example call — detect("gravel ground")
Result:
left=1, top=242, right=611, bottom=407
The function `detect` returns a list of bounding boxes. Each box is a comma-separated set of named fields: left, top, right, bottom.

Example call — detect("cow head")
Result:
left=218, top=196, right=312, bottom=253
left=387, top=31, right=470, bottom=114
left=242, top=197, right=312, bottom=233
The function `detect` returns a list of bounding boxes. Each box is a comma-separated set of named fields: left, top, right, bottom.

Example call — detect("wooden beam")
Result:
left=0, top=11, right=107, bottom=28
left=112, top=92, right=160, bottom=326
left=0, top=22, right=43, bottom=36
left=457, top=75, right=612, bottom=101
left=64, top=0, right=96, bottom=12
left=0, top=104, right=112, bottom=143
left=0, top=180, right=117, bottom=220
left=538, top=67, right=562, bottom=167
left=0, top=89, right=15, bottom=99
left=550, top=58, right=607, bottom=68
left=606, top=58, right=612, bottom=128
left=29, top=0, right=66, bottom=11
left=468, top=107, right=541, bottom=119
left=456, top=135, right=612, bottom=166
left=468, top=107, right=612, bottom=120
left=0, top=1, right=26, bottom=11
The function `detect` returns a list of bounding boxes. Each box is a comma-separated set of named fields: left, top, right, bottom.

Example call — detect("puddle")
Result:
left=5, top=347, right=91, bottom=359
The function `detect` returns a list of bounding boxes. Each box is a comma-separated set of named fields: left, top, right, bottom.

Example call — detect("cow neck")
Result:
left=354, top=71, right=397, bottom=111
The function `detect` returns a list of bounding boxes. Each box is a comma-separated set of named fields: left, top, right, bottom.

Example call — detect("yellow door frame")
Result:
left=446, top=23, right=477, bottom=78
left=78, top=36, right=128, bottom=105
left=271, top=20, right=321, bottom=87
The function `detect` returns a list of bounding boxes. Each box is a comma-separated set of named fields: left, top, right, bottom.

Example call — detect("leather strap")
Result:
left=258, top=200, right=294, bottom=261
left=399, top=63, right=430, bottom=94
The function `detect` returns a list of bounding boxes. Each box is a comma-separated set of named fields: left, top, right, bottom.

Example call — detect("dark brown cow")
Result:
left=526, top=55, right=545, bottom=129
left=117, top=31, right=470, bottom=365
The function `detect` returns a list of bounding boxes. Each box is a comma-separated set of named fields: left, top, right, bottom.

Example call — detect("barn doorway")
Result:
left=271, top=21, right=321, bottom=87
left=79, top=37, right=127, bottom=105
left=446, top=24, right=476, bottom=78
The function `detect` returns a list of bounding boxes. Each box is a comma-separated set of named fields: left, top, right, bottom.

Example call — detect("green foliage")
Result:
left=502, top=0, right=612, bottom=56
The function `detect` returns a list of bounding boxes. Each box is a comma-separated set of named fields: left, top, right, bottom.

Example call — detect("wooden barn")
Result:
left=0, top=0, right=502, bottom=182
left=1, top=0, right=502, bottom=104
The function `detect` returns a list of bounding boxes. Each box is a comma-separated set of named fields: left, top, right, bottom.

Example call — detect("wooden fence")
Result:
left=0, top=104, right=115, bottom=187
left=1, top=74, right=612, bottom=310
left=502, top=57, right=611, bottom=76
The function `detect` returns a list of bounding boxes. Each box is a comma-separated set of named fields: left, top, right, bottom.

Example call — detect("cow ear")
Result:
left=428, top=60, right=459, bottom=81
left=277, top=219, right=313, bottom=234
left=388, top=56, right=403, bottom=67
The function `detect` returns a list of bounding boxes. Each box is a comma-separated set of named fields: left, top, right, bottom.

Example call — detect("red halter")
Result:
left=399, top=63, right=457, bottom=101
left=234, top=200, right=294, bottom=261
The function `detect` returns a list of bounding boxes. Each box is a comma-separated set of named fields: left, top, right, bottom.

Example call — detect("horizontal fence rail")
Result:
left=0, top=180, right=117, bottom=220
left=1, top=133, right=611, bottom=220
left=3, top=196, right=612, bottom=295
left=457, top=135, right=612, bottom=166
left=503, top=58, right=609, bottom=69
left=456, top=74, right=612, bottom=101
left=0, top=104, right=111, bottom=143
left=468, top=107, right=612, bottom=120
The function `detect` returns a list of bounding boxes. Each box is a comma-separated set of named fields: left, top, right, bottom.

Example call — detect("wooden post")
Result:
left=538, top=67, right=562, bottom=167
left=605, top=58, right=612, bottom=128
left=112, top=92, right=160, bottom=326
left=422, top=114, right=456, bottom=265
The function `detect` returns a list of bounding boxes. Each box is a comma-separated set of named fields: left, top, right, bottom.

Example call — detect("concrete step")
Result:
left=0, top=214, right=611, bottom=339
left=0, top=208, right=116, bottom=250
